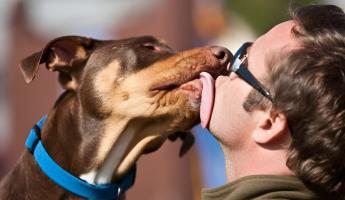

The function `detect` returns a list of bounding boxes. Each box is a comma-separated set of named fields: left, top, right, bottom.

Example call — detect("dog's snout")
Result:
left=210, top=46, right=232, bottom=65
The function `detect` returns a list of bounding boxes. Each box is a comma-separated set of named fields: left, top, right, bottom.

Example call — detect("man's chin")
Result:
left=207, top=123, right=223, bottom=143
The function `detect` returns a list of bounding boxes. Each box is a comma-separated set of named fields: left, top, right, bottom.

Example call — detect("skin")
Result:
left=209, top=20, right=300, bottom=182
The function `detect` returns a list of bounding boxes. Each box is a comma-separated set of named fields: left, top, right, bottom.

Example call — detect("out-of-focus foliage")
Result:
left=224, top=0, right=323, bottom=35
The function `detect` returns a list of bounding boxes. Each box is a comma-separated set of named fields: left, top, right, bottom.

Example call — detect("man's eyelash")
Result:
left=240, top=52, right=249, bottom=68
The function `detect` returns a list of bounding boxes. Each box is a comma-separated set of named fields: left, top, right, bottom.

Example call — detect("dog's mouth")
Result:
left=149, top=47, right=230, bottom=95
left=149, top=70, right=224, bottom=95
left=148, top=46, right=231, bottom=129
left=150, top=74, right=201, bottom=92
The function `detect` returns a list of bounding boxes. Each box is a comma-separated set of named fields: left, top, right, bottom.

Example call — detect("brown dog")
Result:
left=0, top=36, right=230, bottom=199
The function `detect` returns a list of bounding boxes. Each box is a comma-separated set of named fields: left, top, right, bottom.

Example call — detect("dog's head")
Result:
left=20, top=36, right=230, bottom=179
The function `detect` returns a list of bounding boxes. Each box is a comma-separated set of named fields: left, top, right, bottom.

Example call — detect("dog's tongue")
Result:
left=200, top=72, right=215, bottom=128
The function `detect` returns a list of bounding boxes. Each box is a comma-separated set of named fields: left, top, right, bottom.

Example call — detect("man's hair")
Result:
left=244, top=4, right=345, bottom=198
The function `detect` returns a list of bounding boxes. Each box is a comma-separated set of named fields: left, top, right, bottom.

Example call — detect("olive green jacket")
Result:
left=201, top=175, right=319, bottom=200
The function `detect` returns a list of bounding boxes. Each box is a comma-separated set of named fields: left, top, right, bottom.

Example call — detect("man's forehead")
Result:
left=246, top=20, right=300, bottom=79
left=249, top=20, right=301, bottom=68
left=255, top=20, right=299, bottom=52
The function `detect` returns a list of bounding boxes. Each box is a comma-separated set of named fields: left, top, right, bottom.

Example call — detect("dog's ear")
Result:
left=20, top=36, right=99, bottom=89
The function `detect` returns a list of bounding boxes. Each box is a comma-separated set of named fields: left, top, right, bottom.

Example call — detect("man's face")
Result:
left=209, top=20, right=298, bottom=149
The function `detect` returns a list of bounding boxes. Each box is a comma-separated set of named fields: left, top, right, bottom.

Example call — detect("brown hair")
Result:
left=244, top=4, right=345, bottom=198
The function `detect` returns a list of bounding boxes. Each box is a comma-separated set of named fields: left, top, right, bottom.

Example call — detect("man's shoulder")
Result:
left=201, top=175, right=319, bottom=200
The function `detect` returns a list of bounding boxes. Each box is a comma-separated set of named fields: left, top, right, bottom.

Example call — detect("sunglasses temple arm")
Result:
left=236, top=67, right=273, bottom=101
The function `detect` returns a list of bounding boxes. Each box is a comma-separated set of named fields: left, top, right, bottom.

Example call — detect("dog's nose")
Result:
left=210, top=46, right=232, bottom=65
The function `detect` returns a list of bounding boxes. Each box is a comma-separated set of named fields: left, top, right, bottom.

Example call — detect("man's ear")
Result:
left=19, top=36, right=101, bottom=90
left=252, top=109, right=290, bottom=145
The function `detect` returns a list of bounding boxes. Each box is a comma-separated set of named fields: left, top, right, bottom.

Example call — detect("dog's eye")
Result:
left=142, top=43, right=160, bottom=51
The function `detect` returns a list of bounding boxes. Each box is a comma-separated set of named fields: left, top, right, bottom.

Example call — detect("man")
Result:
left=200, top=4, right=345, bottom=199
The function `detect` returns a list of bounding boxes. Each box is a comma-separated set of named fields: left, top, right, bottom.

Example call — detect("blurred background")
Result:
left=0, top=0, right=341, bottom=199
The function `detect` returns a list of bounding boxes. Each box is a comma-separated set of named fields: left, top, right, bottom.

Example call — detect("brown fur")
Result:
left=0, top=35, right=230, bottom=199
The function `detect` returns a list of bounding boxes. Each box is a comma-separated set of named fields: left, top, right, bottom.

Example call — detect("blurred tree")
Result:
left=224, top=0, right=323, bottom=35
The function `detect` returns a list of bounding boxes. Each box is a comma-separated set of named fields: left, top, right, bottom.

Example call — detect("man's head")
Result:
left=209, top=4, right=345, bottom=197
left=210, top=20, right=297, bottom=148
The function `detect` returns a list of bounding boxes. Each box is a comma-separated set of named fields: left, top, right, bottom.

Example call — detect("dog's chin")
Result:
left=113, top=81, right=202, bottom=180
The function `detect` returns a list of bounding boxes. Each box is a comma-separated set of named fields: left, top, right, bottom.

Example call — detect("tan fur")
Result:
left=6, top=35, right=229, bottom=199
left=87, top=50, right=208, bottom=179
left=75, top=46, right=87, bottom=59
left=94, top=60, right=121, bottom=97
left=47, top=54, right=67, bottom=69
left=91, top=48, right=215, bottom=166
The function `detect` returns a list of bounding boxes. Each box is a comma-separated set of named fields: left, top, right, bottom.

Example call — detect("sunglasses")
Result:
left=228, top=42, right=273, bottom=101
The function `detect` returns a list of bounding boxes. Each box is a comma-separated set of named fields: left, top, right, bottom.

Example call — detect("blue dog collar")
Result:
left=25, top=115, right=136, bottom=200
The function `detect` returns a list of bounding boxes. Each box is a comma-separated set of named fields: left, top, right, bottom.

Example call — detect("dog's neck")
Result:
left=0, top=91, right=148, bottom=198
left=78, top=113, right=164, bottom=184
left=78, top=114, right=135, bottom=184
left=47, top=91, right=144, bottom=184
left=0, top=92, right=85, bottom=198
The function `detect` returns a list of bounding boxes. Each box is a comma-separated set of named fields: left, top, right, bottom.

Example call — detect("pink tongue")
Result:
left=200, top=72, right=215, bottom=128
